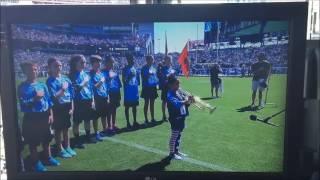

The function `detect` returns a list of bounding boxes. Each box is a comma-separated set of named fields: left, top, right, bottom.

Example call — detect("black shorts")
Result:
left=73, top=99, right=94, bottom=123
left=124, top=100, right=139, bottom=107
left=210, top=78, right=221, bottom=88
left=161, top=87, right=168, bottom=101
left=141, top=86, right=158, bottom=100
left=94, top=97, right=109, bottom=118
left=169, top=117, right=185, bottom=131
left=22, top=111, right=53, bottom=146
left=109, top=91, right=121, bottom=108
left=52, top=103, right=72, bottom=131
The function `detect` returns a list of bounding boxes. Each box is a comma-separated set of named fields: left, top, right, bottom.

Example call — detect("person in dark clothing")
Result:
left=251, top=53, right=271, bottom=108
left=209, top=63, right=222, bottom=98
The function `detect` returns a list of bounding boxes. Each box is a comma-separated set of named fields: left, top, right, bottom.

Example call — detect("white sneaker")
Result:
left=173, top=154, right=183, bottom=160
left=177, top=151, right=188, bottom=157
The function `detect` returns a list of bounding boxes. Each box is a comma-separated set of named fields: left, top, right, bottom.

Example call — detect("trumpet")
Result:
left=177, top=88, right=216, bottom=114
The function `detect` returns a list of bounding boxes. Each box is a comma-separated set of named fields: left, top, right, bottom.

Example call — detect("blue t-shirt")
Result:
left=103, top=69, right=122, bottom=93
left=46, top=75, right=74, bottom=105
left=141, top=65, right=159, bottom=87
left=70, top=71, right=93, bottom=100
left=122, top=65, right=140, bottom=102
left=160, top=66, right=176, bottom=88
left=90, top=70, right=108, bottom=98
left=167, top=90, right=189, bottom=119
left=18, top=81, right=53, bottom=112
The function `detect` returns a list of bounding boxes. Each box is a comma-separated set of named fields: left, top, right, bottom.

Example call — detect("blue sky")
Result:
left=154, top=22, right=204, bottom=53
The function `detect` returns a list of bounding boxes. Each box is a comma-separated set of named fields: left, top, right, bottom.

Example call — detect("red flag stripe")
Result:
left=178, top=42, right=190, bottom=78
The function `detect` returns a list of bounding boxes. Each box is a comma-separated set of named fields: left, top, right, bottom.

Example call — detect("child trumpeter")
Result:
left=166, top=76, right=193, bottom=160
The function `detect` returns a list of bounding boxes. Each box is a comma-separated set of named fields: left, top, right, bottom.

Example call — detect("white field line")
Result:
left=102, top=136, right=232, bottom=171
left=78, top=129, right=232, bottom=171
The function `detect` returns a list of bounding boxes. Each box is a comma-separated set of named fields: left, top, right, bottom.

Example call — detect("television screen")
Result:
left=9, top=20, right=289, bottom=173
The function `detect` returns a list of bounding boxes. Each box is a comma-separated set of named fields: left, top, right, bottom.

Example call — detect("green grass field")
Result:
left=17, top=75, right=286, bottom=172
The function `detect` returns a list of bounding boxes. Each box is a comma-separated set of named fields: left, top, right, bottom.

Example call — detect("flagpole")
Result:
left=196, top=24, right=198, bottom=64
left=216, top=22, right=220, bottom=62
left=165, top=31, right=168, bottom=56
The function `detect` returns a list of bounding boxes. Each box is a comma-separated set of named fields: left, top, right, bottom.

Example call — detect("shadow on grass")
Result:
left=236, top=105, right=260, bottom=112
left=134, top=155, right=172, bottom=172
left=200, top=97, right=216, bottom=100
left=115, top=120, right=165, bottom=135
left=69, top=120, right=165, bottom=147
left=22, top=120, right=167, bottom=171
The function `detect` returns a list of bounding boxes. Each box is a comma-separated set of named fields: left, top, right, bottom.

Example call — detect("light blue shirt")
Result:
left=141, top=65, right=159, bottom=87
left=46, top=75, right=73, bottom=104
left=18, top=81, right=53, bottom=112
left=90, top=70, right=108, bottom=98
left=103, top=69, right=122, bottom=93
left=70, top=71, right=93, bottom=100
left=160, top=66, right=175, bottom=88
left=122, top=65, right=140, bottom=102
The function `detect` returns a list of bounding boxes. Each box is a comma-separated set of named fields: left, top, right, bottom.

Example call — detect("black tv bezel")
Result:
left=0, top=3, right=308, bottom=180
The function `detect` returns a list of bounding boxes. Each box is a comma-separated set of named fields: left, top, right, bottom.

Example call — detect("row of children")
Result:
left=17, top=54, right=183, bottom=171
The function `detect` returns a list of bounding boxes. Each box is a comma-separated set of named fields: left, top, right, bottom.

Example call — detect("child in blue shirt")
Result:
left=103, top=56, right=122, bottom=134
left=167, top=76, right=193, bottom=160
left=46, top=57, right=76, bottom=159
left=89, top=55, right=107, bottom=141
left=18, top=62, right=60, bottom=172
left=69, top=54, right=96, bottom=148
left=122, top=54, right=140, bottom=128
left=141, top=55, right=159, bottom=124
left=160, top=55, right=176, bottom=122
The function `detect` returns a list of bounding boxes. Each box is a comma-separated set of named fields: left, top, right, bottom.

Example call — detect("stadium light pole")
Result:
left=157, top=38, right=161, bottom=54
left=309, top=0, right=313, bottom=39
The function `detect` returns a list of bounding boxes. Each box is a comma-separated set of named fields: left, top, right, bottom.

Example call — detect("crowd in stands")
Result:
left=14, top=41, right=288, bottom=78
left=12, top=25, right=288, bottom=77
left=12, top=26, right=150, bottom=49
left=189, top=44, right=288, bottom=67
left=186, top=44, right=288, bottom=75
